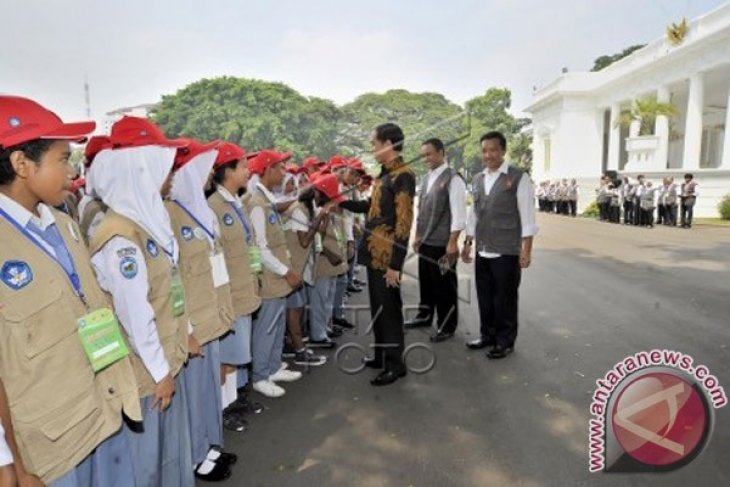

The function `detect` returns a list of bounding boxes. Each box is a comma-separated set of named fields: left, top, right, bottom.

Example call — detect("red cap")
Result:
left=328, top=155, right=349, bottom=170
left=172, top=138, right=220, bottom=169
left=0, top=95, right=96, bottom=148
left=214, top=142, right=251, bottom=168
left=312, top=173, right=346, bottom=204
left=249, top=150, right=293, bottom=175
left=348, top=158, right=367, bottom=174
left=84, top=135, right=112, bottom=167
left=69, top=177, right=86, bottom=193
left=285, top=162, right=301, bottom=175
left=110, top=116, right=190, bottom=149
left=302, top=156, right=324, bottom=170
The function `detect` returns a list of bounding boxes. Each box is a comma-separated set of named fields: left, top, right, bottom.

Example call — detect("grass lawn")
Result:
left=695, top=218, right=730, bottom=226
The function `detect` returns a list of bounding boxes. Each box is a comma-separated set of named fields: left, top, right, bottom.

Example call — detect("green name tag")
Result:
left=171, top=267, right=186, bottom=317
left=249, top=245, right=263, bottom=274
left=77, top=307, right=129, bottom=372
left=314, top=233, right=323, bottom=253
left=334, top=228, right=346, bottom=252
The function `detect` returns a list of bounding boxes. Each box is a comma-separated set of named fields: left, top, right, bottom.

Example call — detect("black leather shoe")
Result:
left=194, top=461, right=232, bottom=482
left=215, top=450, right=238, bottom=466
left=346, top=284, right=363, bottom=293
left=370, top=368, right=407, bottom=386
left=404, top=316, right=432, bottom=329
left=429, top=331, right=454, bottom=343
left=363, top=357, right=383, bottom=369
left=487, top=346, right=514, bottom=359
left=332, top=317, right=355, bottom=329
left=466, top=338, right=495, bottom=350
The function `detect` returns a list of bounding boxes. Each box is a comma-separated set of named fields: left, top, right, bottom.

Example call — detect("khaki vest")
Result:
left=208, top=191, right=262, bottom=316
left=315, top=212, right=348, bottom=278
left=0, top=210, right=140, bottom=484
left=282, top=202, right=313, bottom=278
left=165, top=202, right=233, bottom=345
left=246, top=191, right=293, bottom=299
left=89, top=211, right=188, bottom=398
left=79, top=198, right=107, bottom=245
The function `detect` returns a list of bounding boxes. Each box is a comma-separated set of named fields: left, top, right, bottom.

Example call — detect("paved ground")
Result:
left=208, top=214, right=730, bottom=487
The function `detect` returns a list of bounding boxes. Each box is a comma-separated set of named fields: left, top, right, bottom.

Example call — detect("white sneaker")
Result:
left=253, top=380, right=285, bottom=398
left=269, top=369, right=302, bottom=383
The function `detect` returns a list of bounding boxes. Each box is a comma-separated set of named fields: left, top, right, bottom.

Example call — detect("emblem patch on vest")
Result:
left=268, top=212, right=278, bottom=225
left=223, top=213, right=234, bottom=226
left=119, top=256, right=138, bottom=279
left=146, top=239, right=159, bottom=257
left=1, top=260, right=33, bottom=290
left=181, top=226, right=193, bottom=241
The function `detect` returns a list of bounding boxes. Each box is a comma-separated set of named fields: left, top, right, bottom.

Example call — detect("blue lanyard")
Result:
left=173, top=200, right=215, bottom=240
left=0, top=206, right=86, bottom=305
left=227, top=202, right=253, bottom=244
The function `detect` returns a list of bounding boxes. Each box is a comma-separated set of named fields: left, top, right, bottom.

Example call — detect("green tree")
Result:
left=617, top=97, right=676, bottom=136
left=151, top=76, right=342, bottom=161
left=463, top=88, right=519, bottom=177
left=339, top=89, right=466, bottom=176
left=591, top=44, right=646, bottom=72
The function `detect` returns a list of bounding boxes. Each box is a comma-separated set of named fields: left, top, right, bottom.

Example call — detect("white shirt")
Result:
left=91, top=237, right=171, bottom=383
left=0, top=193, right=59, bottom=257
left=250, top=183, right=289, bottom=277
left=424, top=163, right=467, bottom=233
left=466, top=161, right=538, bottom=258
left=0, top=423, right=12, bottom=467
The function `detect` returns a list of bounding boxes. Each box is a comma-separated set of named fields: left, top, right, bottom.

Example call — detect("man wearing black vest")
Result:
left=406, top=138, right=466, bottom=343
left=462, top=131, right=537, bottom=359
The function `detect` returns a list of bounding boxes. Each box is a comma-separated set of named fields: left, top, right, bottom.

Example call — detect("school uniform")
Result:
left=331, top=210, right=350, bottom=323
left=247, top=183, right=295, bottom=385
left=0, top=194, right=141, bottom=486
left=681, top=181, right=698, bottom=227
left=283, top=202, right=314, bottom=310
left=165, top=151, right=233, bottom=465
left=312, top=211, right=349, bottom=342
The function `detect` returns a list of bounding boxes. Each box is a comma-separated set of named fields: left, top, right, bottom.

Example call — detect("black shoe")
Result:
left=370, top=368, right=407, bottom=386
left=229, top=394, right=263, bottom=415
left=332, top=317, right=355, bottom=329
left=195, top=461, right=232, bottom=482
left=487, top=345, right=514, bottom=359
left=429, top=331, right=455, bottom=343
left=327, top=326, right=343, bottom=338
left=308, top=338, right=336, bottom=349
left=294, top=349, right=327, bottom=366
left=404, top=316, right=432, bottom=329
left=346, top=284, right=363, bottom=293
left=363, top=357, right=383, bottom=369
left=466, top=338, right=495, bottom=350
left=222, top=409, right=249, bottom=432
left=213, top=450, right=238, bottom=466
left=281, top=343, right=297, bottom=358
left=354, top=278, right=366, bottom=287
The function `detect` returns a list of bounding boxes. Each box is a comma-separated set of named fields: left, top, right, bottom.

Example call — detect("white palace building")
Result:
left=526, top=3, right=730, bottom=217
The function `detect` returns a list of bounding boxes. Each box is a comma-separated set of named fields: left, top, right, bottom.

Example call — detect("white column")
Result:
left=682, top=73, right=704, bottom=170
left=655, top=85, right=670, bottom=170
left=607, top=103, right=621, bottom=171
left=722, top=84, right=730, bottom=168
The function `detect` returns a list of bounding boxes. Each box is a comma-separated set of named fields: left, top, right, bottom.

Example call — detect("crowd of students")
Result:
left=594, top=173, right=699, bottom=228
left=536, top=179, right=579, bottom=216
left=0, top=96, right=371, bottom=486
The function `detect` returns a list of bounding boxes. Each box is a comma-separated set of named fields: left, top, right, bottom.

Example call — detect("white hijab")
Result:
left=275, top=172, right=299, bottom=203
left=171, top=149, right=219, bottom=242
left=92, top=146, right=179, bottom=263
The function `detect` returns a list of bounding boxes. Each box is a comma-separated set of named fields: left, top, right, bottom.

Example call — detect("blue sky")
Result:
left=2, top=0, right=726, bottom=125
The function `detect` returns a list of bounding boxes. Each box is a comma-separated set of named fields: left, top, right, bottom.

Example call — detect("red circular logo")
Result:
left=612, top=372, right=708, bottom=466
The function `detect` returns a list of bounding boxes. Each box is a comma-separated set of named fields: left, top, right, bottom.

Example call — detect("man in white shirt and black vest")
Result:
left=406, top=138, right=466, bottom=343
left=462, top=131, right=538, bottom=359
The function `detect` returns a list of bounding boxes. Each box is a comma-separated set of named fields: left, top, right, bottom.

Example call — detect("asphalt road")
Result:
left=209, top=214, right=730, bottom=487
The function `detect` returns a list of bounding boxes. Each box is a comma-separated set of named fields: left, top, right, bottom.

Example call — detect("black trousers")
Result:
left=681, top=201, right=694, bottom=226
left=475, top=255, right=521, bottom=349
left=623, top=201, right=634, bottom=224
left=367, top=267, right=405, bottom=372
left=416, top=243, right=458, bottom=334
left=568, top=200, right=577, bottom=217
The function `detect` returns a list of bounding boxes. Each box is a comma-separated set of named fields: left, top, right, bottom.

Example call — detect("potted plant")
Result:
left=617, top=97, right=677, bottom=136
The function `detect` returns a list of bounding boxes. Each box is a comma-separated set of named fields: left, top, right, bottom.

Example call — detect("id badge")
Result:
left=77, top=307, right=130, bottom=372
left=314, top=233, right=323, bottom=253
left=210, top=251, right=230, bottom=288
left=171, top=266, right=186, bottom=317
left=248, top=245, right=263, bottom=274
left=334, top=228, right=346, bottom=252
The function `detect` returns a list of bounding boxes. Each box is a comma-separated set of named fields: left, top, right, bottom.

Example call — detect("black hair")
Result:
left=212, top=159, right=239, bottom=186
left=684, top=173, right=694, bottom=180
left=479, top=131, right=507, bottom=151
left=298, top=186, right=316, bottom=219
left=374, top=123, right=404, bottom=152
left=0, top=139, right=56, bottom=185
left=422, top=137, right=445, bottom=153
